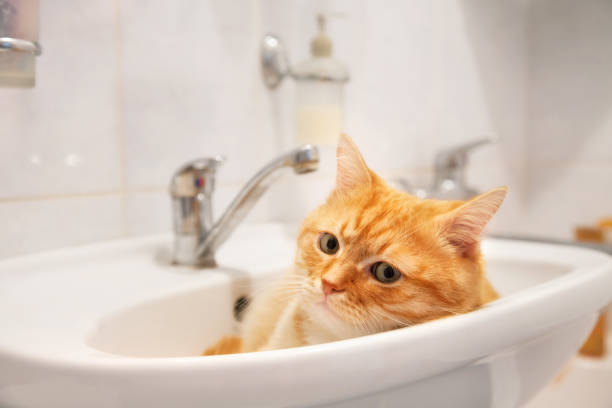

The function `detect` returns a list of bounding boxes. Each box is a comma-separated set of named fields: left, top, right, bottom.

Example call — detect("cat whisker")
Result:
left=367, top=312, right=387, bottom=332
left=438, top=306, right=470, bottom=316
left=245, top=282, right=309, bottom=301
left=369, top=308, right=413, bottom=329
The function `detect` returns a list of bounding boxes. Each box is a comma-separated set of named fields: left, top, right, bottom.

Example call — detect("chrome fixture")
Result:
left=0, top=37, right=41, bottom=55
left=430, top=138, right=492, bottom=200
left=389, top=138, right=492, bottom=200
left=260, top=14, right=349, bottom=90
left=0, top=0, right=42, bottom=87
left=261, top=34, right=289, bottom=89
left=262, top=32, right=350, bottom=89
left=170, top=145, right=319, bottom=267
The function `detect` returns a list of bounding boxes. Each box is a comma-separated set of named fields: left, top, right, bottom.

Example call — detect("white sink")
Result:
left=1, top=223, right=611, bottom=408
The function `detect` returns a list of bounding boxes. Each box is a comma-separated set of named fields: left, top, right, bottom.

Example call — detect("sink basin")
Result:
left=1, top=223, right=611, bottom=408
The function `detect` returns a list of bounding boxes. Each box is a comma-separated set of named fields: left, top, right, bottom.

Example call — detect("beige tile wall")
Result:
left=264, top=0, right=529, bottom=235
left=0, top=0, right=276, bottom=258
left=1, top=0, right=609, bottom=259
left=525, top=0, right=612, bottom=239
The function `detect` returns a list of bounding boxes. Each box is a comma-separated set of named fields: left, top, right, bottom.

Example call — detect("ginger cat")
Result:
left=204, top=134, right=506, bottom=355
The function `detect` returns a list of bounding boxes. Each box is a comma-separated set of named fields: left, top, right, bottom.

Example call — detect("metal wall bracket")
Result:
left=0, top=37, right=41, bottom=55
left=260, top=33, right=289, bottom=90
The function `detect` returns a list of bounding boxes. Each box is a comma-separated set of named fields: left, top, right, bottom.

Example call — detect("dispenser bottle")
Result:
left=293, top=14, right=349, bottom=146
left=275, top=14, right=350, bottom=231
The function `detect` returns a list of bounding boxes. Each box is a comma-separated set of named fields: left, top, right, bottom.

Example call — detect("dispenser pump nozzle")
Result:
left=311, top=14, right=332, bottom=57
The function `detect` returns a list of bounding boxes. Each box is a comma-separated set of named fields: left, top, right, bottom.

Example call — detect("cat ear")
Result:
left=336, top=134, right=372, bottom=192
left=435, top=187, right=508, bottom=255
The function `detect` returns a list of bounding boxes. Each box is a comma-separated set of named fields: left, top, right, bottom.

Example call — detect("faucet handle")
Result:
left=434, top=138, right=492, bottom=172
left=170, top=157, right=224, bottom=197
left=170, top=156, right=224, bottom=266
left=431, top=138, right=494, bottom=200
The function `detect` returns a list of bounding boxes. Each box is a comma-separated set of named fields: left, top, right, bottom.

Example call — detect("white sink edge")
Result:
left=0, top=224, right=610, bottom=370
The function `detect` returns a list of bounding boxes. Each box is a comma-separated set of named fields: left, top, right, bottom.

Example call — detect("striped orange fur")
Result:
left=202, top=336, right=242, bottom=356
left=204, top=134, right=506, bottom=355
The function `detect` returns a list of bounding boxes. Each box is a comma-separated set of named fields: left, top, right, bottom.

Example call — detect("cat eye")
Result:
left=371, top=262, right=401, bottom=283
left=319, top=233, right=339, bottom=255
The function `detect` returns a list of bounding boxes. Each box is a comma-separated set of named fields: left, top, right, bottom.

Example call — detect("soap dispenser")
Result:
left=292, top=14, right=349, bottom=146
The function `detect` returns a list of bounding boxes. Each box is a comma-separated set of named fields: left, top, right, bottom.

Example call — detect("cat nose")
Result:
left=322, top=278, right=344, bottom=296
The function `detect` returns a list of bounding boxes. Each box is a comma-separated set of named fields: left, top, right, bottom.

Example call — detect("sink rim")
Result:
left=0, top=226, right=610, bottom=374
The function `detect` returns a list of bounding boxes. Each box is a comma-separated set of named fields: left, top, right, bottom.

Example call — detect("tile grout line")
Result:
left=113, top=0, right=128, bottom=237
left=10, top=157, right=607, bottom=205
left=0, top=166, right=444, bottom=204
left=0, top=188, right=166, bottom=204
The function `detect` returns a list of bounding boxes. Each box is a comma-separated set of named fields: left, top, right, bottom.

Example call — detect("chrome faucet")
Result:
left=430, top=138, right=492, bottom=200
left=169, top=145, right=319, bottom=267
left=388, top=138, right=492, bottom=200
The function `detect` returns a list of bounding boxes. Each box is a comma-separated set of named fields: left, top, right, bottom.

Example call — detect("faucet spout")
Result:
left=171, top=144, right=319, bottom=267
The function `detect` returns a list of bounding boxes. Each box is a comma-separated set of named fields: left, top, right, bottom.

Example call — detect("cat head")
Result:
left=295, top=134, right=507, bottom=337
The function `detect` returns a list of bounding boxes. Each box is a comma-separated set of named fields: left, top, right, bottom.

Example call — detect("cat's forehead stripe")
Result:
left=352, top=192, right=379, bottom=230
left=376, top=240, right=393, bottom=254
left=339, top=220, right=348, bottom=237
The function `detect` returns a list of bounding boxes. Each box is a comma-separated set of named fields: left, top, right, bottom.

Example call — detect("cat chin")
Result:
left=307, top=300, right=342, bottom=324
left=303, top=301, right=367, bottom=342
